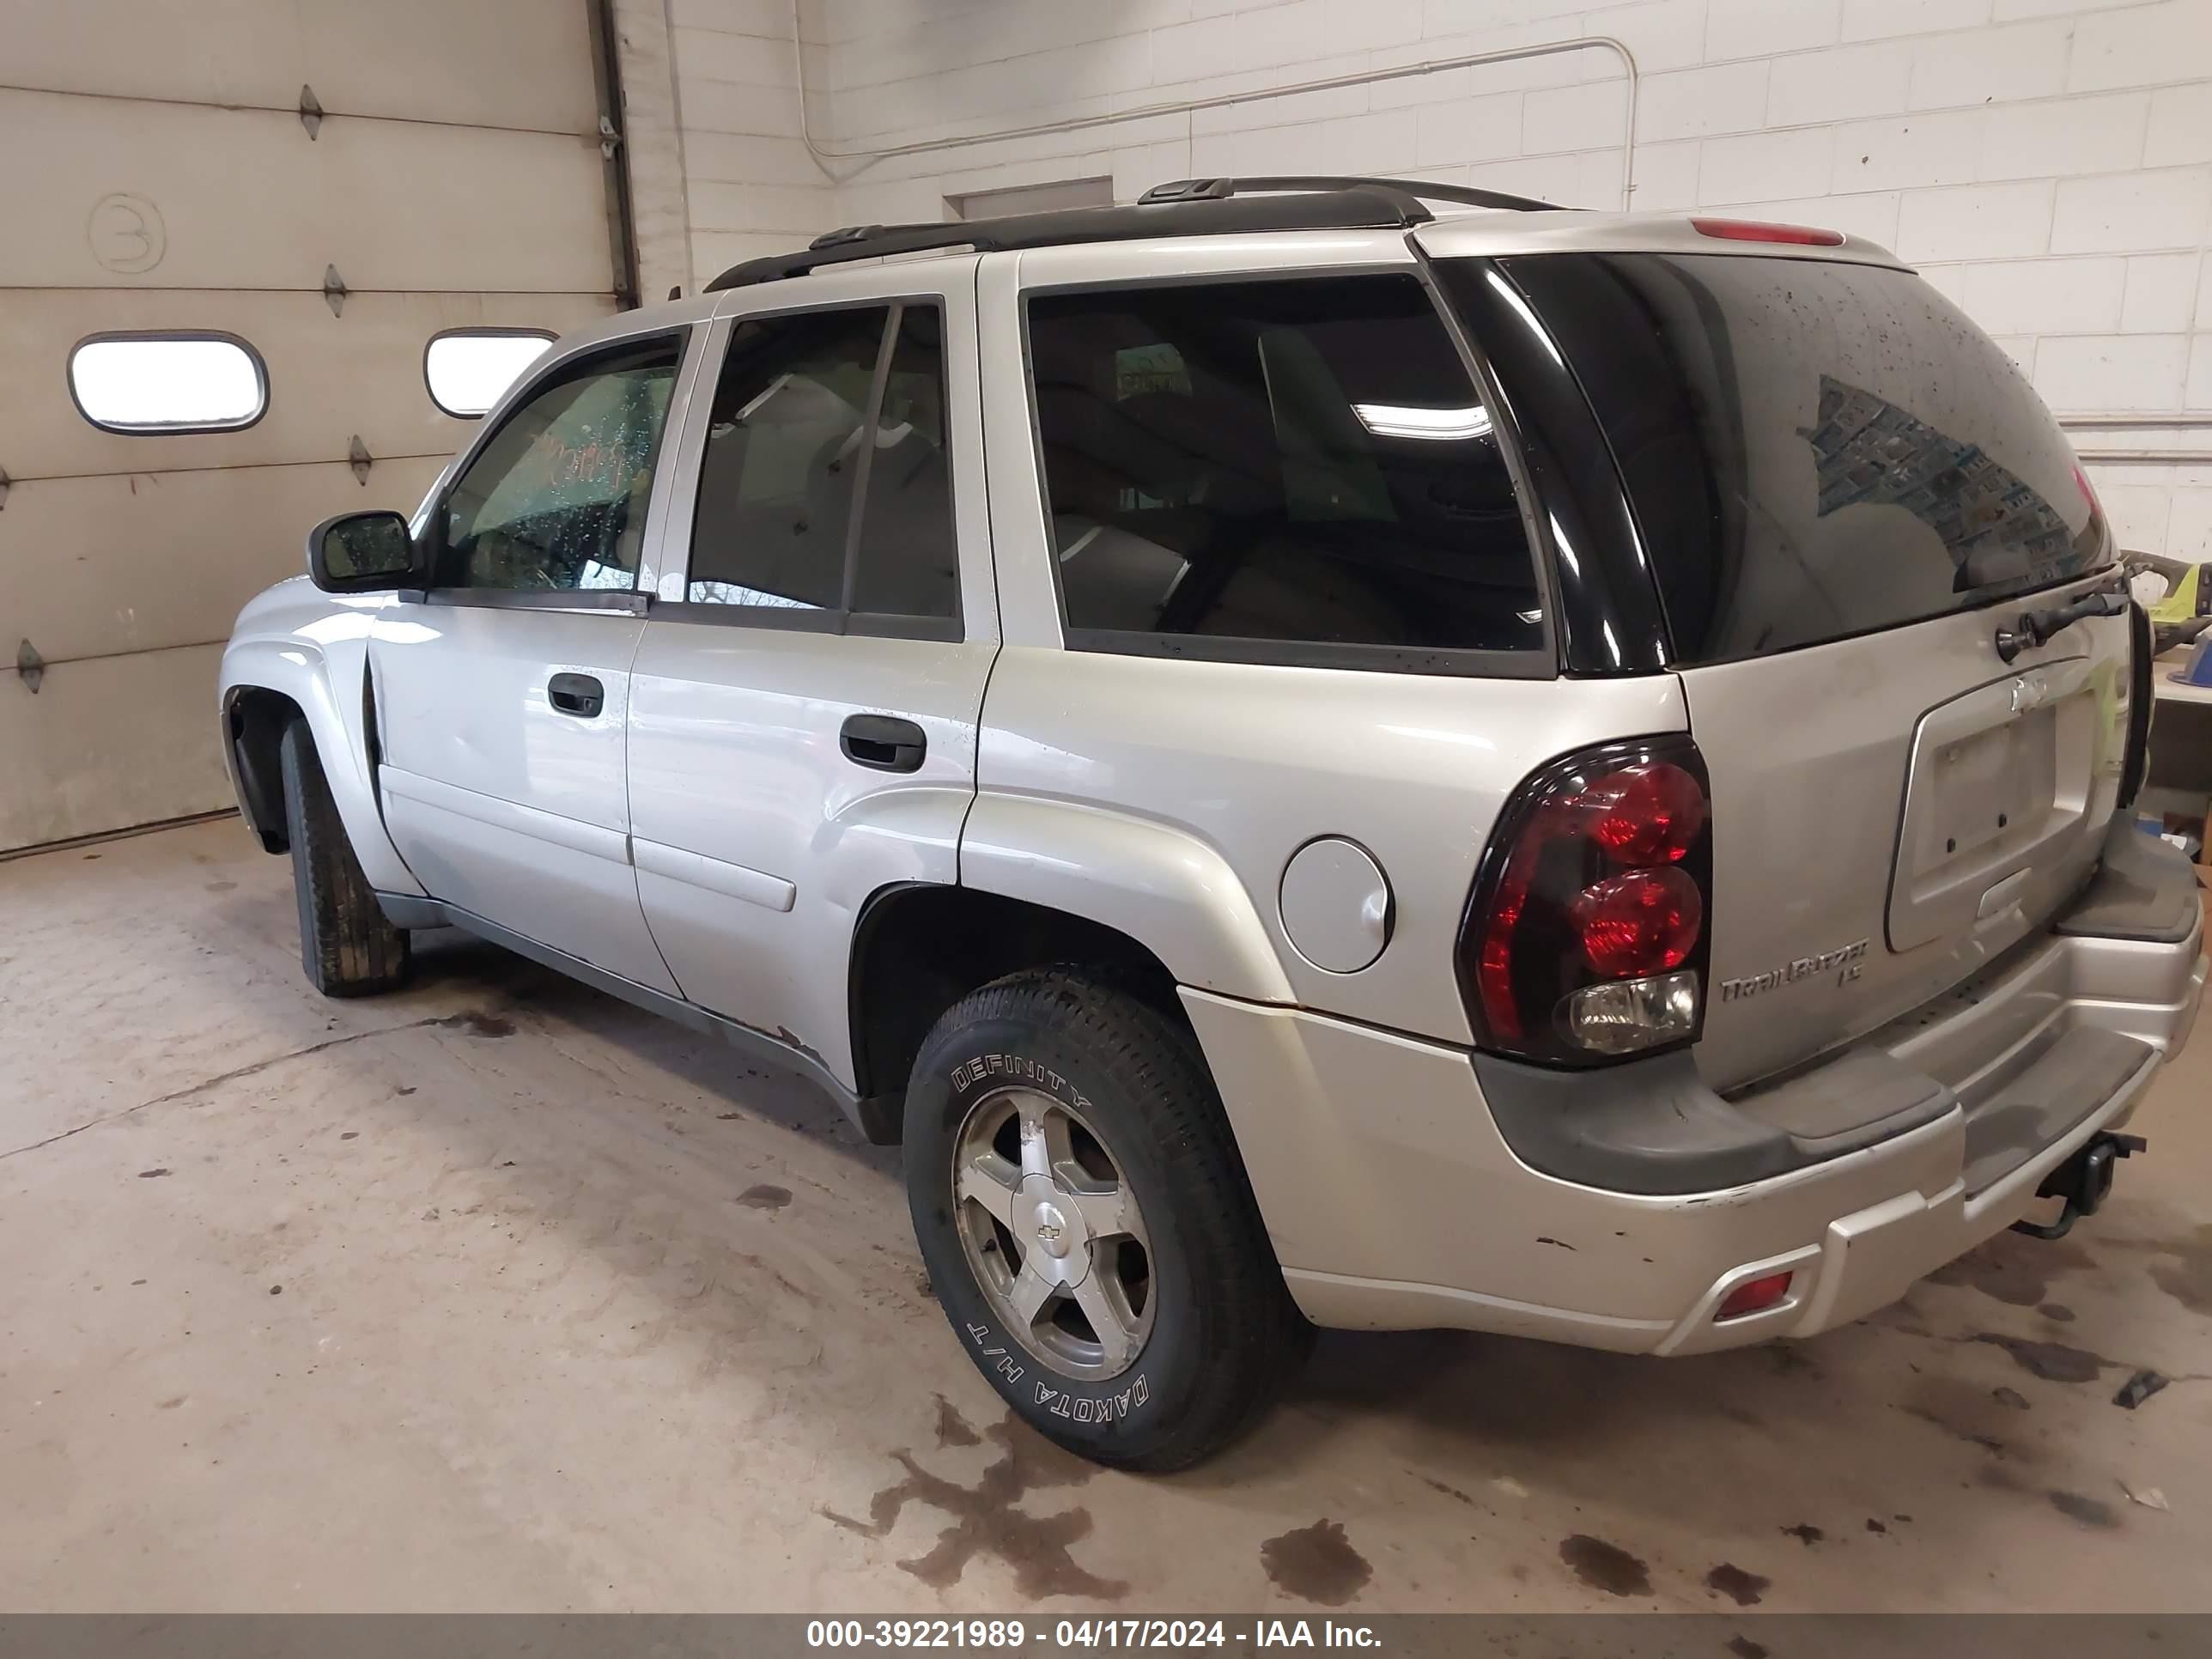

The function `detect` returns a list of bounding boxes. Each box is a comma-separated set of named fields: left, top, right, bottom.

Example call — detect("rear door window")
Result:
left=687, top=306, right=887, bottom=611
left=684, top=302, right=961, bottom=629
left=849, top=307, right=961, bottom=623
left=1024, top=274, right=1545, bottom=674
left=1478, top=253, right=2111, bottom=665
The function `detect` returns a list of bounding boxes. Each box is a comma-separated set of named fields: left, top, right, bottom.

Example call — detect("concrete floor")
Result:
left=3, top=817, right=2209, bottom=1613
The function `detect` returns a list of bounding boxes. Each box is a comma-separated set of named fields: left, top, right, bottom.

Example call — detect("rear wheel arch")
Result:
left=848, top=884, right=1187, bottom=1133
left=957, top=794, right=1295, bottom=1006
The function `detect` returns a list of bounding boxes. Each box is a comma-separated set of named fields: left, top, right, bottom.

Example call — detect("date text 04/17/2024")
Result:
left=803, top=1620, right=1382, bottom=1649
left=1065, top=1625, right=1377, bottom=1649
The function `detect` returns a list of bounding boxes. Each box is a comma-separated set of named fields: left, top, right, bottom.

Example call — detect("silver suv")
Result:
left=218, top=178, right=2206, bottom=1469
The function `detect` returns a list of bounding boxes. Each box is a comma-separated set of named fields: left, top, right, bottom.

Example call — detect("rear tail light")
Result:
left=2072, top=462, right=2101, bottom=516
left=1459, top=738, right=1715, bottom=1066
left=1571, top=867, right=1703, bottom=976
left=1690, top=216, right=1844, bottom=247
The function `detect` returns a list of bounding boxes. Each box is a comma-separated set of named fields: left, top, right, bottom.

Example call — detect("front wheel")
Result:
left=904, top=968, right=1307, bottom=1470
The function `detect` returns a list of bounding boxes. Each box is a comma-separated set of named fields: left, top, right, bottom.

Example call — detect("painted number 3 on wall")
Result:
left=88, top=192, right=166, bottom=275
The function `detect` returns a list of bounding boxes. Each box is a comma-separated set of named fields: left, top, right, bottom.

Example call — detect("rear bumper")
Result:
left=1184, top=841, right=2203, bottom=1355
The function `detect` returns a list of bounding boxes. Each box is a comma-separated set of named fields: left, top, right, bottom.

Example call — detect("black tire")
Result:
left=278, top=720, right=410, bottom=997
left=904, top=967, right=1308, bottom=1470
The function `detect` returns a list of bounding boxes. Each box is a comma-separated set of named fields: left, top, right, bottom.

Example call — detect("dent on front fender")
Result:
left=957, top=793, right=1296, bottom=1004
left=220, top=582, right=423, bottom=896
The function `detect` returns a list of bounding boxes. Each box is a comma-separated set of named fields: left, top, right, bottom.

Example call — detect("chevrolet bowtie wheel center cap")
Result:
left=1032, top=1200, right=1072, bottom=1258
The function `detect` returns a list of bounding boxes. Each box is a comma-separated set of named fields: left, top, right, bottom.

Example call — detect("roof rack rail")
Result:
left=702, top=174, right=1560, bottom=293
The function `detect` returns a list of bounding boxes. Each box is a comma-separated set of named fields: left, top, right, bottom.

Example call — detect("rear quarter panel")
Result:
left=972, top=647, right=1688, bottom=1039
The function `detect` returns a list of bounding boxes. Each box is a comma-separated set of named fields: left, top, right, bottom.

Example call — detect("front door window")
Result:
left=436, top=335, right=683, bottom=592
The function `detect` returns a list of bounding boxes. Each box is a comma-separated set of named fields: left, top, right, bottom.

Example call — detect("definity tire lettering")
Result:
left=951, top=1054, right=1091, bottom=1113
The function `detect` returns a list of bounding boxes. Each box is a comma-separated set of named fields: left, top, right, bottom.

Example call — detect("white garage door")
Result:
left=0, top=0, right=625, bottom=853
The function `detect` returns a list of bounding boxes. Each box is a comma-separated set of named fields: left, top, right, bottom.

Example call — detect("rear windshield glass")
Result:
left=1493, top=253, right=2110, bottom=665
left=1025, top=274, right=1545, bottom=674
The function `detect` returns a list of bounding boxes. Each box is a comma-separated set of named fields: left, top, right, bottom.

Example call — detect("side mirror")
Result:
left=307, top=510, right=422, bottom=593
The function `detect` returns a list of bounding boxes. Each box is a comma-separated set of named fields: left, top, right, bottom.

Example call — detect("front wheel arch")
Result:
left=226, top=686, right=306, bottom=852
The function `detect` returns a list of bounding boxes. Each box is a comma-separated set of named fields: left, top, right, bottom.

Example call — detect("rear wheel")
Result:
left=904, top=967, right=1307, bottom=1470
left=278, top=720, right=410, bottom=997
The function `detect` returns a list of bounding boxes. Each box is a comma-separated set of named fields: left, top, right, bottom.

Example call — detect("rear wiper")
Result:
left=1995, top=580, right=2127, bottom=664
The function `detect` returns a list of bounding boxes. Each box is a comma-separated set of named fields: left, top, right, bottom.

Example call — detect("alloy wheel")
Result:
left=950, top=1086, right=1155, bottom=1380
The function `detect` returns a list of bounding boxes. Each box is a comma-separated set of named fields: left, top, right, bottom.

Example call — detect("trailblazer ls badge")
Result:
left=1719, top=938, right=1869, bottom=1002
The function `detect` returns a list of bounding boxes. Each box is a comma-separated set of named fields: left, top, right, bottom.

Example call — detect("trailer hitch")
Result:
left=2011, top=1132, right=2147, bottom=1240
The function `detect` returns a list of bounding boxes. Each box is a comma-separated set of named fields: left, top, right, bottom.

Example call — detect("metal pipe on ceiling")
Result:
left=2064, top=413, right=2212, bottom=429
left=2067, top=414, right=2212, bottom=465
left=2074, top=450, right=2212, bottom=465
left=790, top=7, right=1640, bottom=213
left=781, top=12, right=2210, bottom=457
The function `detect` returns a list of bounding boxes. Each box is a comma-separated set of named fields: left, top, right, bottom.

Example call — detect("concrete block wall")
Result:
left=660, top=0, right=2212, bottom=556
left=655, top=0, right=837, bottom=291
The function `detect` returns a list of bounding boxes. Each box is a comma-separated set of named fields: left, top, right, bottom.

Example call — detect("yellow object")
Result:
left=2150, top=563, right=2200, bottom=624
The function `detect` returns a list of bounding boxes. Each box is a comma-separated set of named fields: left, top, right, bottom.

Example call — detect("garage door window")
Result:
left=67, top=332, right=267, bottom=434
left=425, top=328, right=557, bottom=418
